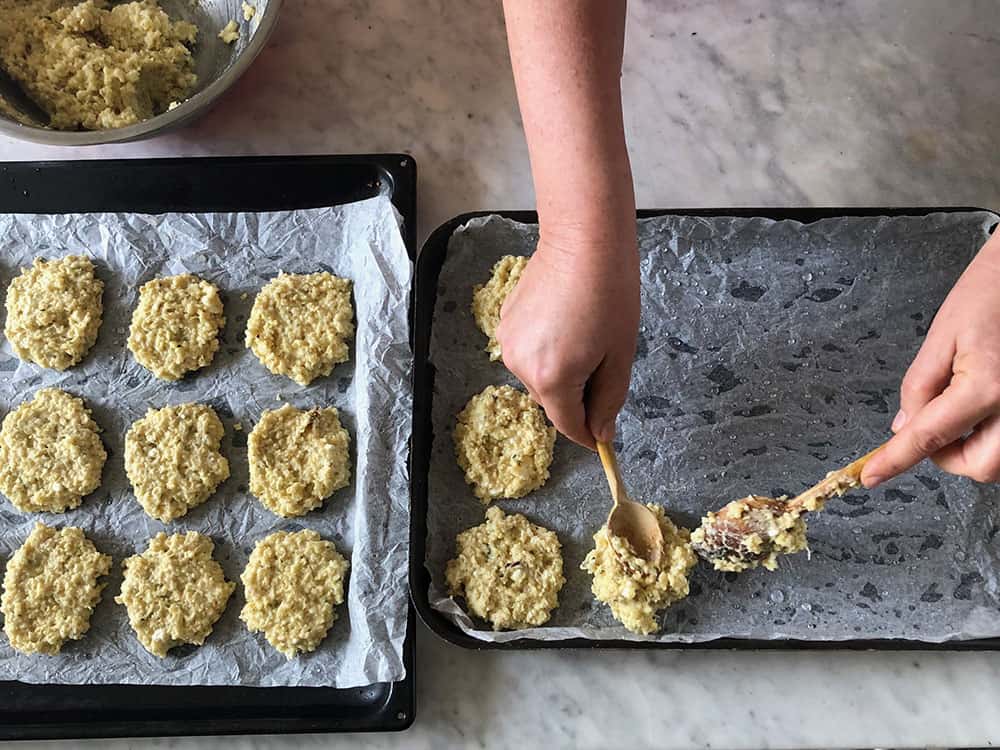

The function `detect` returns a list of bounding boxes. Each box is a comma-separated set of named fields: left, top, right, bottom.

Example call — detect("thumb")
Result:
left=585, top=353, right=634, bottom=444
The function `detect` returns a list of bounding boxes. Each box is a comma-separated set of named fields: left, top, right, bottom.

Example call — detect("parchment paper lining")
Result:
left=0, top=195, right=411, bottom=686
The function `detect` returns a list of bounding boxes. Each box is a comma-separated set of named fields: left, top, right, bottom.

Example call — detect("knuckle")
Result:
left=909, top=428, right=948, bottom=457
left=531, top=362, right=569, bottom=394
left=900, top=374, right=935, bottom=404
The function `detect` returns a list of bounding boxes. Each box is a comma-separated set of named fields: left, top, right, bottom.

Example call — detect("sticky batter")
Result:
left=471, top=255, right=528, bottom=361
left=248, top=404, right=351, bottom=517
left=0, top=388, right=106, bottom=513
left=245, top=272, right=355, bottom=386
left=4, top=255, right=103, bottom=370
left=1, top=523, right=111, bottom=655
left=691, top=497, right=809, bottom=573
left=582, top=505, right=697, bottom=635
left=127, top=273, right=225, bottom=381
left=116, top=532, right=235, bottom=658
left=0, top=0, right=198, bottom=130
left=454, top=385, right=555, bottom=502
left=240, top=530, right=350, bottom=658
left=125, top=403, right=230, bottom=522
left=446, top=506, right=564, bottom=630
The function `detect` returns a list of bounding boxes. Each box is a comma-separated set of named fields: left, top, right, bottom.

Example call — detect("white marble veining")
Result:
left=3, top=1, right=1000, bottom=748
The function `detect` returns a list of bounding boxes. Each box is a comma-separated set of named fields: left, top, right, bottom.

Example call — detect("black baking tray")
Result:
left=0, top=155, right=416, bottom=739
left=411, top=206, right=1000, bottom=652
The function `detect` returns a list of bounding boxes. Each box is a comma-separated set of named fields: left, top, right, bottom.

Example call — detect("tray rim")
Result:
left=0, top=153, right=418, bottom=739
left=410, top=205, right=1000, bottom=652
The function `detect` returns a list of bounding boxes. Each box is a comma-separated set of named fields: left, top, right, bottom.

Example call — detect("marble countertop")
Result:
left=3, top=1, right=1000, bottom=748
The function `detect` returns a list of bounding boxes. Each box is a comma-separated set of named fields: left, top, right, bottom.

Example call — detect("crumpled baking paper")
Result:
left=427, top=211, right=1000, bottom=643
left=0, top=194, right=411, bottom=686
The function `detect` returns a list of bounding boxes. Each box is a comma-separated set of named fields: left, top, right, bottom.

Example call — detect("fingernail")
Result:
left=891, top=409, right=907, bottom=432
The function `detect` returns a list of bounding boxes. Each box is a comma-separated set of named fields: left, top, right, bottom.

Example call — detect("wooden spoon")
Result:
left=691, top=443, right=884, bottom=571
left=597, top=440, right=665, bottom=565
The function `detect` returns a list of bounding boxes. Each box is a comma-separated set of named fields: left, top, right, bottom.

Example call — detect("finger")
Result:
left=585, top=352, right=634, bottom=444
left=932, top=414, right=1000, bottom=483
left=895, top=334, right=955, bottom=432
left=862, top=379, right=998, bottom=487
left=539, top=383, right=594, bottom=450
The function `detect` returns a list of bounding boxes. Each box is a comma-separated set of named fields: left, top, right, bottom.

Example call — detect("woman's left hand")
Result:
left=862, top=227, right=1000, bottom=488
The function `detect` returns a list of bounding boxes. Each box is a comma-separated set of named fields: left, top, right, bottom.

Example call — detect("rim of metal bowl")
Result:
left=0, top=0, right=283, bottom=147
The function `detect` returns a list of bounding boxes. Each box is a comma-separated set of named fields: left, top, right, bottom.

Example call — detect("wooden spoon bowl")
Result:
left=597, top=441, right=665, bottom=565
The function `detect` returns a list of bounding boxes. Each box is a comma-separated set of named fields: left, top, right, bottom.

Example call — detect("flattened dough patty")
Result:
left=472, top=255, right=527, bottom=360
left=0, top=0, right=198, bottom=131
left=125, top=403, right=230, bottom=522
left=446, top=506, right=564, bottom=630
left=248, top=404, right=350, bottom=517
left=245, top=272, right=354, bottom=386
left=581, top=505, right=697, bottom=635
left=127, top=273, right=225, bottom=380
left=4, top=255, right=103, bottom=370
left=0, top=388, right=106, bottom=513
left=240, top=530, right=349, bottom=658
left=1, top=522, right=111, bottom=654
left=116, top=532, right=234, bottom=657
left=454, top=385, right=555, bottom=502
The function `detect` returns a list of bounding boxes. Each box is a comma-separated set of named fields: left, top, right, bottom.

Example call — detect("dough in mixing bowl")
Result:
left=472, top=255, right=528, bottom=361
left=582, top=505, right=697, bottom=635
left=4, top=255, right=103, bottom=370
left=0, top=388, right=106, bottom=513
left=1, top=522, right=111, bottom=655
left=0, top=0, right=199, bottom=131
left=245, top=272, right=355, bottom=386
left=446, top=506, right=564, bottom=630
left=117, top=531, right=235, bottom=658
left=218, top=19, right=238, bottom=44
left=240, top=530, right=350, bottom=658
left=127, top=273, right=225, bottom=381
left=125, top=403, right=230, bottom=522
left=454, top=385, right=555, bottom=502
left=248, top=404, right=351, bottom=517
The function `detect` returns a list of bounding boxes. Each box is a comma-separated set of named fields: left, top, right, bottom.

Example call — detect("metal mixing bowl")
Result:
left=0, top=0, right=281, bottom=146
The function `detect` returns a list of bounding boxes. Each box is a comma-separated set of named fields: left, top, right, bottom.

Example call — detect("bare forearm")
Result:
left=503, top=0, right=635, bottom=258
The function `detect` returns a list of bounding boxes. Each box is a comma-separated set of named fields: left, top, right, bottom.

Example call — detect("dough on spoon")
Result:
left=1, top=522, right=111, bottom=655
left=690, top=496, right=807, bottom=573
left=582, top=505, right=697, bottom=635
left=240, top=529, right=349, bottom=658
left=4, top=255, right=103, bottom=370
left=0, top=388, right=106, bottom=513
left=124, top=402, right=230, bottom=522
left=116, top=531, right=235, bottom=658
left=128, top=273, right=225, bottom=381
left=446, top=506, right=565, bottom=630
left=472, top=255, right=527, bottom=361
left=454, top=385, right=555, bottom=502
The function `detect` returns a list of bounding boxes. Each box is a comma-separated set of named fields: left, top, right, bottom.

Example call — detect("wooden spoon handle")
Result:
left=597, top=441, right=624, bottom=507
left=788, top=443, right=885, bottom=512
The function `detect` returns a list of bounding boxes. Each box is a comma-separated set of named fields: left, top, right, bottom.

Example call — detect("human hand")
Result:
left=496, top=232, right=640, bottom=449
left=862, top=229, right=1000, bottom=487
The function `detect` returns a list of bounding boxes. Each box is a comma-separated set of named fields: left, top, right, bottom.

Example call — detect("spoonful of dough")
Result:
left=597, top=440, right=665, bottom=565
left=690, top=444, right=884, bottom=572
